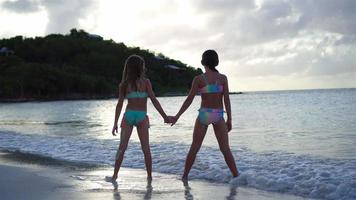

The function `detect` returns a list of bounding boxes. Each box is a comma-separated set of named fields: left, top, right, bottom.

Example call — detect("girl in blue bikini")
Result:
left=171, top=50, right=239, bottom=180
left=111, top=55, right=169, bottom=181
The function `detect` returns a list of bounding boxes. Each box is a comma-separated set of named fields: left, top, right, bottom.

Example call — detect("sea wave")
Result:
left=0, top=131, right=355, bottom=200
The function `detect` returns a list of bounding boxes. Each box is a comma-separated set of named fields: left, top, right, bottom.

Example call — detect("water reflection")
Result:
left=183, top=180, right=194, bottom=200
left=112, top=190, right=121, bottom=200
left=226, top=186, right=238, bottom=200
left=111, top=180, right=120, bottom=200
left=144, top=178, right=153, bottom=200
left=110, top=179, right=153, bottom=200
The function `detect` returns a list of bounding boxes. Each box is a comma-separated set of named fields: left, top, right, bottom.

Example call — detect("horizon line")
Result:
left=234, top=87, right=356, bottom=93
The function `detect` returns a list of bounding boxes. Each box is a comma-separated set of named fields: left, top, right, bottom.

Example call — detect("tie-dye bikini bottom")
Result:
left=198, top=107, right=224, bottom=125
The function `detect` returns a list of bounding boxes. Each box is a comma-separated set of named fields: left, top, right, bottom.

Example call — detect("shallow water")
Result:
left=1, top=88, right=356, bottom=199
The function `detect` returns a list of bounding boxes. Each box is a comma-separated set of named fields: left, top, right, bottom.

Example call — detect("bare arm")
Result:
left=112, top=84, right=125, bottom=135
left=223, top=75, right=232, bottom=132
left=146, top=79, right=168, bottom=122
left=173, top=76, right=199, bottom=122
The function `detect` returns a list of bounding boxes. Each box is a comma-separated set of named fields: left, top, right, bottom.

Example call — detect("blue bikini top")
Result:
left=199, top=74, right=223, bottom=94
left=126, top=91, right=148, bottom=99
left=124, top=79, right=148, bottom=99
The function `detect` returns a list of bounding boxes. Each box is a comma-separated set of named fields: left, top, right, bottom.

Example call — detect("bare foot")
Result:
left=181, top=177, right=190, bottom=189
left=105, top=175, right=117, bottom=183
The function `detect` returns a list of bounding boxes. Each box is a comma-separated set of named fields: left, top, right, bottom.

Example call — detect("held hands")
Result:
left=169, top=116, right=178, bottom=126
left=163, top=116, right=170, bottom=124
left=164, top=115, right=178, bottom=126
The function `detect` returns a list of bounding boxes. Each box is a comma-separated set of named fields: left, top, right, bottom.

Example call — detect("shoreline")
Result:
left=0, top=95, right=116, bottom=103
left=0, top=151, right=308, bottom=200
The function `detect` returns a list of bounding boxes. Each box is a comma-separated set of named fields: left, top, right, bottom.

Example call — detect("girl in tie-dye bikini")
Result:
left=171, top=50, right=239, bottom=181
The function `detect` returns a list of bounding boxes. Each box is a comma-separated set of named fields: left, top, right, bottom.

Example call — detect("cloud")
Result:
left=41, top=0, right=96, bottom=34
left=186, top=0, right=356, bottom=78
left=1, top=0, right=96, bottom=34
left=292, top=0, right=356, bottom=35
left=192, top=0, right=255, bottom=13
left=224, top=31, right=356, bottom=77
left=191, top=0, right=356, bottom=44
left=129, top=0, right=356, bottom=90
left=1, top=0, right=356, bottom=90
left=1, top=0, right=41, bottom=13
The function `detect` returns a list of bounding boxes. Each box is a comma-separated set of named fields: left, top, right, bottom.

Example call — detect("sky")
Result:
left=1, top=0, right=356, bottom=92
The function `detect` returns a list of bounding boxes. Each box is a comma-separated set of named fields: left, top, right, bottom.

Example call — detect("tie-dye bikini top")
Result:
left=199, top=74, right=223, bottom=94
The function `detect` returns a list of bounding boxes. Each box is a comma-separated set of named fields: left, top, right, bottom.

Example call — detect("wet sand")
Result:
left=0, top=159, right=308, bottom=200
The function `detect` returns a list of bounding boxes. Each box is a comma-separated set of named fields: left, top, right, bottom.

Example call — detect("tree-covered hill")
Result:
left=0, top=29, right=202, bottom=101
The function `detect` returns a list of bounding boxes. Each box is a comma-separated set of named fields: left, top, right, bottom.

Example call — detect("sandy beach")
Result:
left=0, top=151, right=308, bottom=200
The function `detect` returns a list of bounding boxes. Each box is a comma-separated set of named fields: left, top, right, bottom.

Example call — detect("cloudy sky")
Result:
left=1, top=0, right=356, bottom=91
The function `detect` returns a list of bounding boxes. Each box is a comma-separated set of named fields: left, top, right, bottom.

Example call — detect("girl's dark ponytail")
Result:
left=201, top=49, right=219, bottom=72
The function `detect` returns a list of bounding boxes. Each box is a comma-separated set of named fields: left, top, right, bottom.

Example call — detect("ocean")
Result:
left=0, top=88, right=355, bottom=199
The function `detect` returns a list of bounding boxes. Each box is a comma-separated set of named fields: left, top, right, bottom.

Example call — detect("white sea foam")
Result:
left=0, top=131, right=355, bottom=200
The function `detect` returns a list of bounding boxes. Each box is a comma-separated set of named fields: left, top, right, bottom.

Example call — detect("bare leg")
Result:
left=182, top=118, right=208, bottom=180
left=213, top=120, right=239, bottom=177
left=137, top=118, right=152, bottom=179
left=112, top=125, right=134, bottom=180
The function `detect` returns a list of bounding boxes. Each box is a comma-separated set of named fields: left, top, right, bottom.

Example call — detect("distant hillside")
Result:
left=0, top=29, right=202, bottom=101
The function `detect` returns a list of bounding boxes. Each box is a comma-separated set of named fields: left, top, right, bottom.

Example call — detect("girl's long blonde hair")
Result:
left=121, top=55, right=145, bottom=93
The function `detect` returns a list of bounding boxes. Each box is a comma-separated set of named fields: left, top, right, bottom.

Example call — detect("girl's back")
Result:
left=198, top=72, right=226, bottom=109
left=123, top=79, right=148, bottom=111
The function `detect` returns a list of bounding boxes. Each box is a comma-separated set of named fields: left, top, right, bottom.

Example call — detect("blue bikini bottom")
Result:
left=121, top=109, right=149, bottom=127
